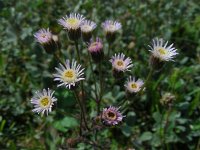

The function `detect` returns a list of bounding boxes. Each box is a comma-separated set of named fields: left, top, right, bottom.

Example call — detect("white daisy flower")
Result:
left=125, top=76, right=144, bottom=93
left=58, top=13, right=85, bottom=30
left=149, top=38, right=178, bottom=61
left=81, top=20, right=96, bottom=33
left=110, top=53, right=133, bottom=72
left=30, top=88, right=57, bottom=116
left=53, top=59, right=85, bottom=89
left=34, top=28, right=53, bottom=44
left=102, top=20, right=121, bottom=33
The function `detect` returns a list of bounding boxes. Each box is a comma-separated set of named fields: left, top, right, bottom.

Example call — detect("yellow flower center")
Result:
left=62, top=69, right=76, bottom=82
left=40, top=97, right=50, bottom=107
left=116, top=60, right=124, bottom=66
left=66, top=18, right=79, bottom=26
left=131, top=83, right=137, bottom=89
left=107, top=111, right=116, bottom=120
left=158, top=48, right=167, bottom=55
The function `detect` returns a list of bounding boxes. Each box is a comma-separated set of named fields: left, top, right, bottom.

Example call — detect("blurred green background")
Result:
left=0, top=0, right=200, bottom=149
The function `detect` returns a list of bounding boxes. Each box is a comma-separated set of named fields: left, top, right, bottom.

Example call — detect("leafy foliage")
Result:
left=0, top=0, right=200, bottom=149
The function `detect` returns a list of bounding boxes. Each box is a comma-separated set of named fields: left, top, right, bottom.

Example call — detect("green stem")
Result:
left=107, top=43, right=111, bottom=57
left=73, top=91, right=90, bottom=131
left=73, top=41, right=89, bottom=131
left=139, top=68, right=153, bottom=94
left=74, top=40, right=86, bottom=113
left=98, top=62, right=103, bottom=115
left=75, top=41, right=81, bottom=63
left=196, top=137, right=200, bottom=150
left=88, top=52, right=99, bottom=101
left=163, top=107, right=172, bottom=148
left=53, top=53, right=64, bottom=66
left=73, top=91, right=83, bottom=135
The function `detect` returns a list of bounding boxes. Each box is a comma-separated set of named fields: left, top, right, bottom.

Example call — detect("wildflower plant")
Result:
left=31, top=12, right=180, bottom=149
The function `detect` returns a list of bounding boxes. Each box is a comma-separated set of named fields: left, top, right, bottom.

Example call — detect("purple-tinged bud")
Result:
left=88, top=38, right=104, bottom=63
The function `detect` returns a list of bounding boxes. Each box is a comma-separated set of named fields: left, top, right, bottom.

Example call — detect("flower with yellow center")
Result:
left=149, top=38, right=178, bottom=61
left=53, top=59, right=85, bottom=89
left=125, top=76, right=144, bottom=93
left=110, top=53, right=133, bottom=72
left=58, top=13, right=85, bottom=30
left=30, top=88, right=57, bottom=116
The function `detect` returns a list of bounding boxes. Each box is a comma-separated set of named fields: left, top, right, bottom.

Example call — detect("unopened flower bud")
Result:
left=160, top=92, right=176, bottom=108
left=88, top=38, right=104, bottom=63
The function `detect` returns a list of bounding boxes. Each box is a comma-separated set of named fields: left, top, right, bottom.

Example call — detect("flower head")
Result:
left=149, top=38, right=178, bottom=61
left=160, top=92, right=176, bottom=108
left=81, top=20, right=96, bottom=33
left=110, top=53, right=133, bottom=72
left=88, top=38, right=103, bottom=53
left=30, top=88, right=57, bottom=116
left=102, top=20, right=121, bottom=33
left=58, top=13, right=85, bottom=30
left=101, top=106, right=124, bottom=126
left=53, top=59, right=85, bottom=89
left=125, top=76, right=144, bottom=93
left=88, top=38, right=104, bottom=63
left=34, top=28, right=52, bottom=44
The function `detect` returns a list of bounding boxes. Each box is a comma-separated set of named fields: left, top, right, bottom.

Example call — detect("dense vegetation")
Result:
left=0, top=0, right=200, bottom=149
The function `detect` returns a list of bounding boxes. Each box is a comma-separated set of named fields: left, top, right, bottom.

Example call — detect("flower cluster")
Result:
left=31, top=12, right=179, bottom=138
